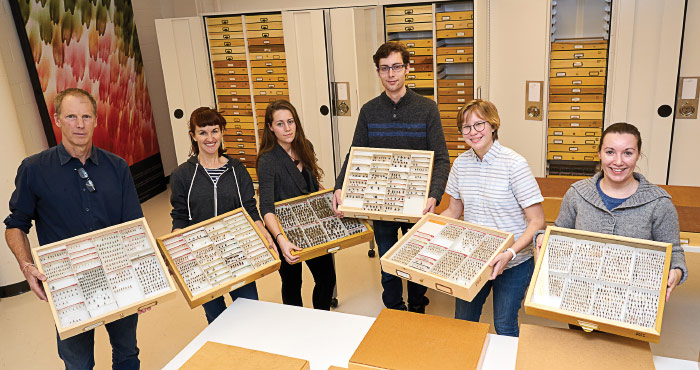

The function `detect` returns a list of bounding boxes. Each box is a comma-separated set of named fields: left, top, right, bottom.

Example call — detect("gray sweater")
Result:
left=334, top=89, right=450, bottom=202
left=538, top=172, right=687, bottom=284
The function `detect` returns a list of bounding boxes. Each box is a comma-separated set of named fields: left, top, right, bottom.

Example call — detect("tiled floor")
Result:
left=1, top=188, right=698, bottom=369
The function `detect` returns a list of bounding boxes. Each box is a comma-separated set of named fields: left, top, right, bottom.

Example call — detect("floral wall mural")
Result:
left=12, top=0, right=160, bottom=166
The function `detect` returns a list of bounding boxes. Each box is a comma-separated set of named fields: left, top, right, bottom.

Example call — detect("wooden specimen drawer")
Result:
left=220, top=109, right=253, bottom=117
left=397, top=39, right=433, bottom=48
left=548, top=144, right=598, bottom=153
left=448, top=149, right=467, bottom=157
left=249, top=52, right=286, bottom=60
left=405, top=80, right=434, bottom=89
left=437, top=45, right=474, bottom=55
left=437, top=55, right=473, bottom=64
left=245, top=14, right=282, bottom=23
left=225, top=128, right=254, bottom=137
left=550, top=76, right=605, bottom=86
left=551, top=67, right=606, bottom=77
left=208, top=24, right=243, bottom=33
left=225, top=122, right=255, bottom=131
left=386, top=14, right=433, bottom=24
left=211, top=54, right=248, bottom=62
left=550, top=58, right=607, bottom=69
left=437, top=29, right=474, bottom=38
left=548, top=127, right=600, bottom=137
left=550, top=94, right=604, bottom=103
left=216, top=88, right=251, bottom=96
left=249, top=60, right=286, bottom=68
left=206, top=16, right=242, bottom=26
left=385, top=5, right=432, bottom=16
left=409, top=55, right=433, bottom=64
left=220, top=103, right=252, bottom=110
left=207, top=33, right=244, bottom=40
left=436, top=11, right=473, bottom=21
left=250, top=75, right=287, bottom=82
left=380, top=213, right=514, bottom=301
left=387, top=23, right=433, bottom=33
left=213, top=67, right=248, bottom=76
left=251, top=67, right=287, bottom=75
left=275, top=189, right=374, bottom=263
left=227, top=148, right=258, bottom=156
left=338, top=147, right=434, bottom=223
left=215, top=74, right=250, bottom=82
left=253, top=81, right=288, bottom=89
left=436, top=20, right=473, bottom=30
left=216, top=81, right=250, bottom=89
left=218, top=95, right=252, bottom=104
left=439, top=87, right=473, bottom=95
left=408, top=64, right=433, bottom=72
left=213, top=60, right=248, bottom=68
left=439, top=95, right=471, bottom=104
left=406, top=47, right=433, bottom=56
left=446, top=141, right=469, bottom=150
left=33, top=218, right=177, bottom=340
left=406, top=71, right=434, bottom=80
left=548, top=136, right=600, bottom=145
left=224, top=135, right=256, bottom=145
left=547, top=152, right=599, bottom=161
left=254, top=95, right=289, bottom=103
left=156, top=209, right=279, bottom=308
left=444, top=133, right=464, bottom=142
left=440, top=111, right=458, bottom=120
left=438, top=78, right=473, bottom=88
left=549, top=102, right=604, bottom=111
left=525, top=226, right=670, bottom=342
left=228, top=142, right=257, bottom=150
left=249, top=45, right=285, bottom=53
left=248, top=37, right=284, bottom=46
left=551, top=49, right=607, bottom=60
left=254, top=88, right=289, bottom=96
left=439, top=103, right=465, bottom=111
left=443, top=125, right=461, bottom=135
left=255, top=108, right=268, bottom=117
left=246, top=21, right=282, bottom=31
left=210, top=46, right=246, bottom=55
left=549, top=111, right=603, bottom=120
left=224, top=116, right=255, bottom=125
left=550, top=86, right=605, bottom=95
left=551, top=40, right=608, bottom=51
left=247, top=30, right=284, bottom=38
left=209, top=39, right=245, bottom=47
left=548, top=120, right=602, bottom=128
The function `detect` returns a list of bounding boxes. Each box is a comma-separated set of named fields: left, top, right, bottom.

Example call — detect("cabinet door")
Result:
left=606, top=0, right=685, bottom=184
left=155, top=17, right=215, bottom=166
left=486, top=0, right=551, bottom=177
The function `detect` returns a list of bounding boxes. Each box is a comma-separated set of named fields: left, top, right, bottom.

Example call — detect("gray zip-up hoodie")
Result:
left=170, top=155, right=261, bottom=230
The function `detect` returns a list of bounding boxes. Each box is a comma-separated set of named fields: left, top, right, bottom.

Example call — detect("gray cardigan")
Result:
left=536, top=172, right=687, bottom=284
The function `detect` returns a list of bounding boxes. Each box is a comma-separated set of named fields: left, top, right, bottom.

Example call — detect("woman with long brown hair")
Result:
left=257, top=100, right=336, bottom=310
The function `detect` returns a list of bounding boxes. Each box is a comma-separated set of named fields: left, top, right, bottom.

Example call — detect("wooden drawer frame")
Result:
left=274, top=189, right=375, bottom=263
left=380, top=213, right=514, bottom=301
left=525, top=226, right=671, bottom=343
left=33, top=218, right=177, bottom=340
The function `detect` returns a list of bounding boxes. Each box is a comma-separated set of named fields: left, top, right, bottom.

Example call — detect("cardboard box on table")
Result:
left=337, top=147, right=434, bottom=223
left=32, top=218, right=177, bottom=340
left=515, top=324, right=654, bottom=370
left=348, top=309, right=489, bottom=370
left=274, top=189, right=374, bottom=263
left=525, top=226, right=672, bottom=342
left=156, top=208, right=280, bottom=308
left=180, top=341, right=309, bottom=370
left=380, top=213, right=514, bottom=301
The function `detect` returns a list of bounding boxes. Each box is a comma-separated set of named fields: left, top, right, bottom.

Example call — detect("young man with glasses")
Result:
left=5, top=88, right=144, bottom=369
left=332, top=42, right=450, bottom=313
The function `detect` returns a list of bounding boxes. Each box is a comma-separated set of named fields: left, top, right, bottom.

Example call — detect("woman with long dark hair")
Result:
left=257, top=100, right=336, bottom=310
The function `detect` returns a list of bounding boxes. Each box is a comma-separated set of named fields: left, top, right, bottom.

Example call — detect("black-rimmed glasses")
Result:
left=378, top=64, right=407, bottom=74
left=461, top=121, right=489, bottom=134
left=76, top=167, right=96, bottom=192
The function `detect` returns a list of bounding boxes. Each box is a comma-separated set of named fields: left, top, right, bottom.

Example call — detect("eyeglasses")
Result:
left=76, top=167, right=96, bottom=192
left=378, top=64, right=407, bottom=74
left=461, top=121, right=488, bottom=134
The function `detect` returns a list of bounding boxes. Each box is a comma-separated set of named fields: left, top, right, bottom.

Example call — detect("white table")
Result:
left=164, top=299, right=699, bottom=370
